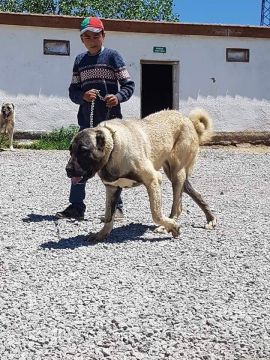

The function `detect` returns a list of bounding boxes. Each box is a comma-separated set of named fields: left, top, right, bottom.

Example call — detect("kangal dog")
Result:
left=66, top=109, right=216, bottom=241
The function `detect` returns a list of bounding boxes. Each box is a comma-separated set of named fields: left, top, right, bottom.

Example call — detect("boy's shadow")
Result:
left=41, top=223, right=170, bottom=250
left=23, top=213, right=56, bottom=223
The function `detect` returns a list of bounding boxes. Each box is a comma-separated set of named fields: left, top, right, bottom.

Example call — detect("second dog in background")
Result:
left=0, top=103, right=15, bottom=150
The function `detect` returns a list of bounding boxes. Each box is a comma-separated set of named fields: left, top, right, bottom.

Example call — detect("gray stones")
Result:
left=0, top=146, right=269, bottom=359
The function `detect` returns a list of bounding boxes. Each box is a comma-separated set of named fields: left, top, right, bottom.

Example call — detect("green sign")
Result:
left=153, top=46, right=166, bottom=54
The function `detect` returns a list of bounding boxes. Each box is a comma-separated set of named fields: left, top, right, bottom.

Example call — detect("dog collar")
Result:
left=103, top=124, right=116, bottom=140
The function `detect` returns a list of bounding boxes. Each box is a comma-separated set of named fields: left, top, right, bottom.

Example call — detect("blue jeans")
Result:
left=69, top=182, right=123, bottom=210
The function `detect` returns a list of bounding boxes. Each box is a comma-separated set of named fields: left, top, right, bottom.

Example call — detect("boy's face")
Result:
left=81, top=31, right=105, bottom=55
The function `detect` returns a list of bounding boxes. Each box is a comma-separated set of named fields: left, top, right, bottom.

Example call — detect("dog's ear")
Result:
left=96, top=130, right=106, bottom=151
left=11, top=103, right=15, bottom=110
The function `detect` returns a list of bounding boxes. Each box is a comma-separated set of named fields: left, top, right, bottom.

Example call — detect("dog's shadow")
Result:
left=41, top=223, right=171, bottom=250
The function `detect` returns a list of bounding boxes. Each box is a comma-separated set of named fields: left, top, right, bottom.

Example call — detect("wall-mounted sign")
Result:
left=153, top=46, right=166, bottom=54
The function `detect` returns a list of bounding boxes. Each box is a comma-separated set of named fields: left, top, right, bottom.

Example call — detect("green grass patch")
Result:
left=16, top=125, right=79, bottom=150
left=30, top=125, right=79, bottom=150
left=0, top=135, right=10, bottom=148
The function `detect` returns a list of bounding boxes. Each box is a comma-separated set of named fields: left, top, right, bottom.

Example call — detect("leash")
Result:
left=89, top=89, right=105, bottom=128
left=89, top=82, right=111, bottom=127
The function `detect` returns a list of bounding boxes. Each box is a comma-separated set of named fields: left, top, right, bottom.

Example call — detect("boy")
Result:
left=56, top=16, right=135, bottom=221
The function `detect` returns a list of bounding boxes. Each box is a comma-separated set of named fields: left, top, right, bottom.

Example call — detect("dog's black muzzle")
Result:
left=2, top=110, right=11, bottom=118
left=66, top=166, right=96, bottom=184
left=65, top=165, right=84, bottom=178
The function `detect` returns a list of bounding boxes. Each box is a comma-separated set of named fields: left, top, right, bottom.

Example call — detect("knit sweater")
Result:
left=69, top=47, right=135, bottom=129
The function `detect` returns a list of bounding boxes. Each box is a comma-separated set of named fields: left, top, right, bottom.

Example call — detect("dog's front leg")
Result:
left=87, top=185, right=122, bottom=242
left=184, top=178, right=217, bottom=229
left=8, top=128, right=14, bottom=151
left=145, top=173, right=180, bottom=238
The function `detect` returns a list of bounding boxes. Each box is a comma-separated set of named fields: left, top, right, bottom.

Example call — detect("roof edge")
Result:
left=0, top=12, right=270, bottom=38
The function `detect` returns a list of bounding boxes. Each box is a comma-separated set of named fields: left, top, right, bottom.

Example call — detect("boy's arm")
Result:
left=113, top=51, right=135, bottom=103
left=68, top=58, right=85, bottom=105
left=116, top=76, right=135, bottom=104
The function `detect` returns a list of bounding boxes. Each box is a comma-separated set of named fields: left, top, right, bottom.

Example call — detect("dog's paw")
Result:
left=154, top=225, right=167, bottom=234
left=163, top=218, right=180, bottom=238
left=87, top=233, right=103, bottom=242
left=205, top=217, right=217, bottom=230
left=170, top=224, right=180, bottom=238
left=154, top=224, right=180, bottom=237
left=87, top=231, right=107, bottom=243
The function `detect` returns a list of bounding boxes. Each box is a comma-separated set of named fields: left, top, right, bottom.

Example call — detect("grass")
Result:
left=1, top=125, right=79, bottom=150
left=29, top=125, right=79, bottom=150
left=0, top=134, right=10, bottom=149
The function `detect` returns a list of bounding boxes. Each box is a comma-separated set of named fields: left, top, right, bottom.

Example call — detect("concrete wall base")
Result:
left=13, top=131, right=270, bottom=146
left=208, top=131, right=270, bottom=146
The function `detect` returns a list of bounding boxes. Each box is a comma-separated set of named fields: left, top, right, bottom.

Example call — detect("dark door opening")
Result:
left=141, top=63, right=173, bottom=118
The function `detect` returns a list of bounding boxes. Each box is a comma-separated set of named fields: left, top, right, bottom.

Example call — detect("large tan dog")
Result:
left=66, top=109, right=216, bottom=241
left=0, top=103, right=15, bottom=150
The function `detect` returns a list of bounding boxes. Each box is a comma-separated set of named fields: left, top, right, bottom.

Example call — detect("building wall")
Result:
left=1, top=20, right=270, bottom=132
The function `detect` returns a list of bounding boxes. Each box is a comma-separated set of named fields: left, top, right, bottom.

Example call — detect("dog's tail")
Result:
left=188, top=108, right=213, bottom=144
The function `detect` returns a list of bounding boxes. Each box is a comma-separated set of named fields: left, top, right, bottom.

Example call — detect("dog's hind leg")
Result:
left=169, top=169, right=186, bottom=220
left=163, top=163, right=186, bottom=220
left=88, top=185, right=122, bottom=242
left=184, top=178, right=217, bottom=229
left=144, top=169, right=180, bottom=238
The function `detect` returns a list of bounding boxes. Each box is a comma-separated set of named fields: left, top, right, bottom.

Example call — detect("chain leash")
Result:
left=89, top=99, right=95, bottom=128
left=89, top=89, right=106, bottom=128
left=89, top=88, right=113, bottom=127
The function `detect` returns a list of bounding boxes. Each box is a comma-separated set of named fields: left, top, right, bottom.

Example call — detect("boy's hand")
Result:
left=83, top=90, right=98, bottom=102
left=105, top=94, right=119, bottom=107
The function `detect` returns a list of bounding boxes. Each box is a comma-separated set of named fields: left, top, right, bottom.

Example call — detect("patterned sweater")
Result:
left=69, top=47, right=135, bottom=129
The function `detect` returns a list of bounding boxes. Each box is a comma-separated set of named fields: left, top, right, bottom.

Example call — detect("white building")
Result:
left=0, top=12, right=270, bottom=137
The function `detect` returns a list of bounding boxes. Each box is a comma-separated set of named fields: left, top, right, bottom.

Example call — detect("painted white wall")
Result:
left=0, top=24, right=270, bottom=132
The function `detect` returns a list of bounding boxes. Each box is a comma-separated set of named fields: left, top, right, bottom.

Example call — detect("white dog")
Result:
left=0, top=103, right=15, bottom=150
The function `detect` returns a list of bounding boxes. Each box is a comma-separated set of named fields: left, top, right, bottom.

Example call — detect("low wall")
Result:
left=13, top=130, right=270, bottom=146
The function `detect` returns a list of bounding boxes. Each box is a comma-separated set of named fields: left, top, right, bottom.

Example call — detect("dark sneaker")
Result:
left=99, top=208, right=125, bottom=223
left=55, top=204, right=85, bottom=221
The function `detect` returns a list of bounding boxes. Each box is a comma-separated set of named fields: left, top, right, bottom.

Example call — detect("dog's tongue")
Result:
left=71, top=177, right=83, bottom=185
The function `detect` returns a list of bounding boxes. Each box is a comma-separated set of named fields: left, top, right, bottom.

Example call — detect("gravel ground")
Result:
left=0, top=146, right=269, bottom=360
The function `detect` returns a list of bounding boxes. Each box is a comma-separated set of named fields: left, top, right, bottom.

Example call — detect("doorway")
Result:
left=141, top=61, right=179, bottom=118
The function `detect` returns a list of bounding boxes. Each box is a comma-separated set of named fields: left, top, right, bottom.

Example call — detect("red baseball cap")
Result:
left=80, top=17, right=104, bottom=34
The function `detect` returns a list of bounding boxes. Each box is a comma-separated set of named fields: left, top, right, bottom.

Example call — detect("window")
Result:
left=226, top=48, right=249, bottom=62
left=43, top=39, right=70, bottom=56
